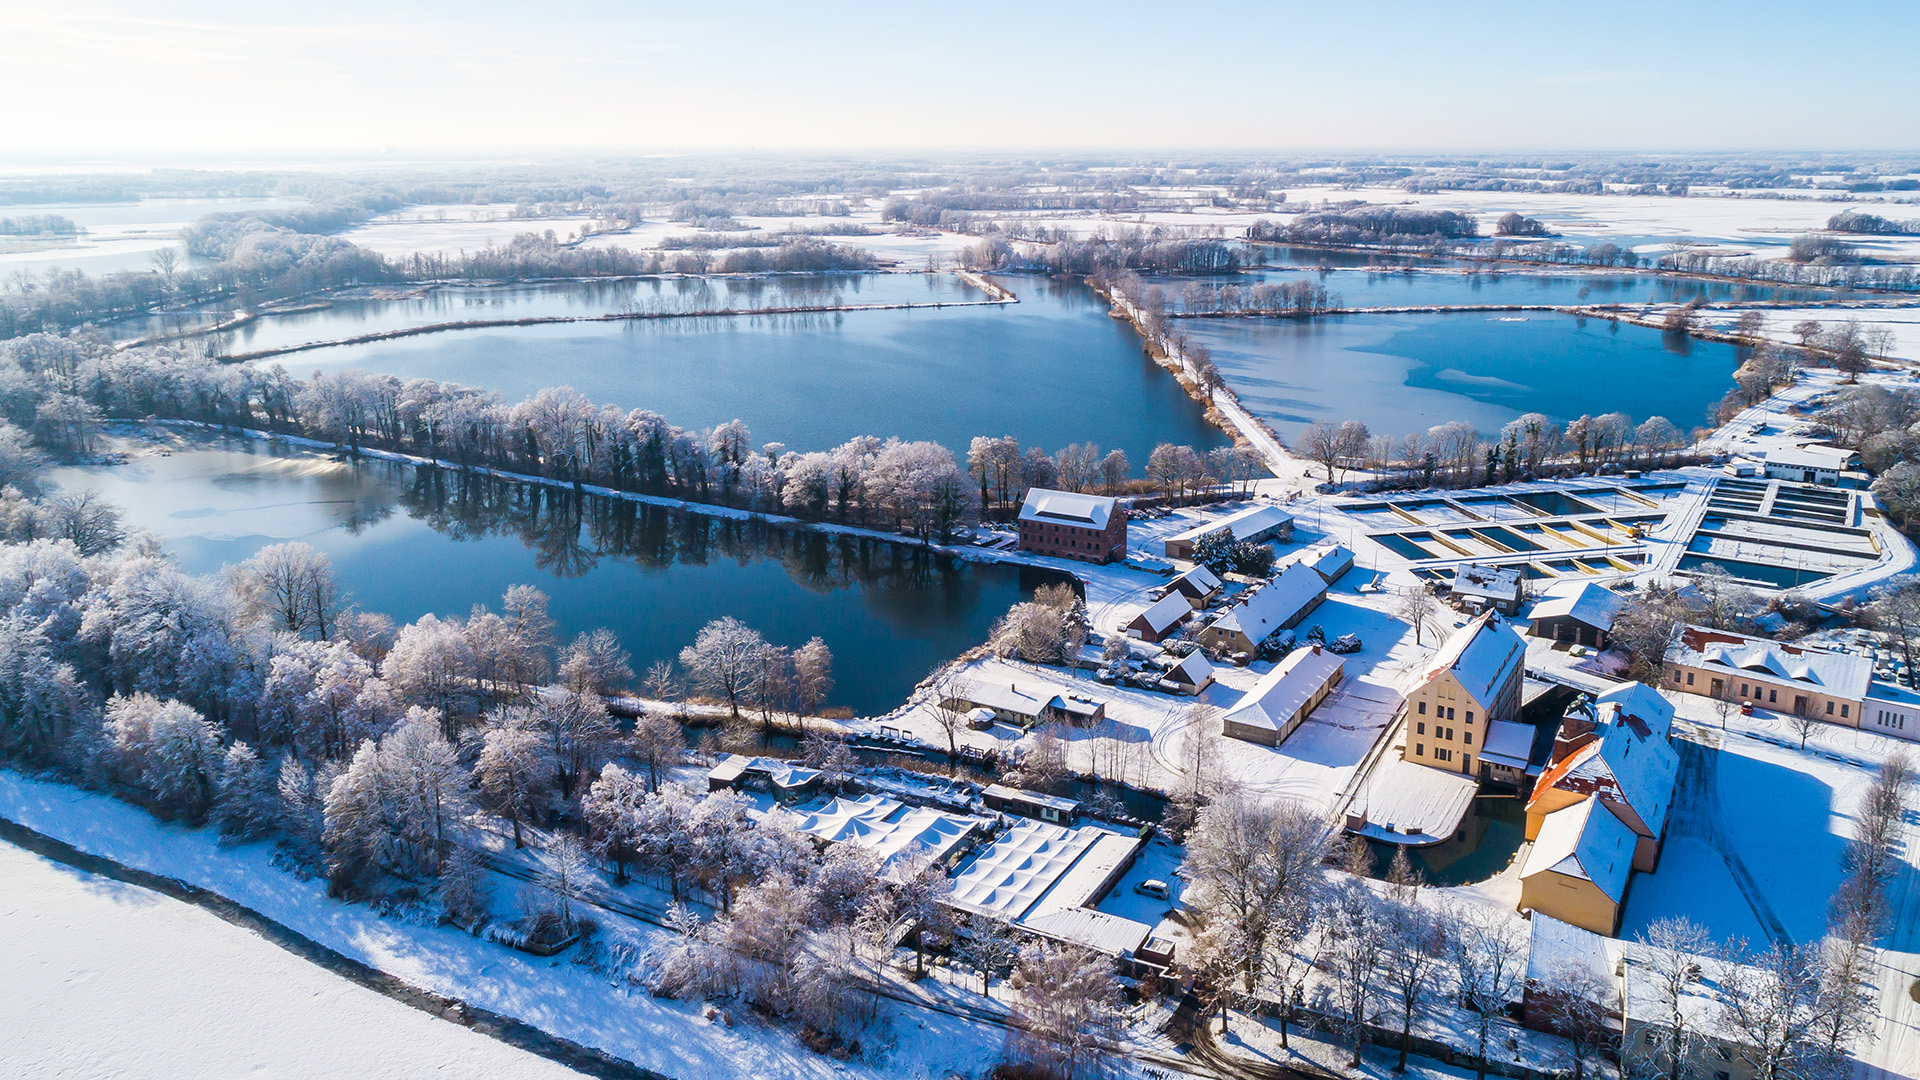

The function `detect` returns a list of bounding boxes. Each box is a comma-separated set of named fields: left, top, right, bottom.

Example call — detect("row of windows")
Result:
left=1875, top=709, right=1910, bottom=730
left=1675, top=670, right=1852, bottom=718
left=1411, top=744, right=1471, bottom=770
left=1413, top=722, right=1473, bottom=745
left=1415, top=701, right=1475, bottom=724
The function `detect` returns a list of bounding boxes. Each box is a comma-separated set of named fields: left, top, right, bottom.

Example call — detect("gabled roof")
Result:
left=1418, top=612, right=1526, bottom=706
left=952, top=682, right=1060, bottom=718
left=1764, top=444, right=1857, bottom=470
left=1671, top=625, right=1872, bottom=702
left=1166, top=504, right=1295, bottom=545
left=1522, top=797, right=1637, bottom=903
left=1595, top=681, right=1675, bottom=743
left=1209, top=561, right=1326, bottom=642
left=1169, top=564, right=1222, bottom=597
left=1018, top=488, right=1116, bottom=530
left=1529, top=581, right=1624, bottom=631
left=1292, top=542, right=1355, bottom=583
left=1130, top=592, right=1194, bottom=635
left=1167, top=650, right=1215, bottom=685
left=1221, top=647, right=1344, bottom=735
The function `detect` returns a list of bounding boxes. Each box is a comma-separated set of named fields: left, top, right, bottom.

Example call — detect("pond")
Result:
left=1365, top=795, right=1527, bottom=886
left=52, top=433, right=1067, bottom=716
left=245, top=274, right=1231, bottom=464
left=1181, top=310, right=1743, bottom=443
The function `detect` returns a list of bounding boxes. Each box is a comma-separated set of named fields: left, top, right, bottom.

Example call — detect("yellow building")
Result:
left=1662, top=624, right=1870, bottom=725
left=1400, top=612, right=1526, bottom=777
left=1518, top=796, right=1638, bottom=936
left=1525, top=681, right=1678, bottom=874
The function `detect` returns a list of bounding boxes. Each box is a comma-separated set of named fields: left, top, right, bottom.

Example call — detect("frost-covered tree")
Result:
left=630, top=708, right=685, bottom=793
left=227, top=541, right=344, bottom=640
left=690, top=789, right=755, bottom=913
left=524, top=689, right=615, bottom=800
left=1381, top=895, right=1448, bottom=1071
left=474, top=721, right=550, bottom=848
left=212, top=740, right=280, bottom=841
left=634, top=782, right=701, bottom=901
left=1184, top=791, right=1330, bottom=1002
left=381, top=613, right=474, bottom=734
left=106, top=692, right=224, bottom=820
left=1454, top=903, right=1532, bottom=1079
left=791, top=636, right=832, bottom=717
left=537, top=832, right=594, bottom=932
left=260, top=637, right=394, bottom=761
left=558, top=627, right=633, bottom=697
left=1326, top=878, right=1385, bottom=1068
left=1006, top=943, right=1125, bottom=1080
left=377, top=707, right=469, bottom=876
left=678, top=616, right=764, bottom=719
left=583, top=762, right=646, bottom=881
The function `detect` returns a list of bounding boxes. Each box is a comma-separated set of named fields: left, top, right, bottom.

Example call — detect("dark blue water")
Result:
left=265, top=275, right=1229, bottom=464
left=54, top=435, right=1061, bottom=716
left=1185, top=311, right=1741, bottom=442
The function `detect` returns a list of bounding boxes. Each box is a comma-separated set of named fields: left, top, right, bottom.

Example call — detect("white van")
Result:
left=1133, top=878, right=1171, bottom=900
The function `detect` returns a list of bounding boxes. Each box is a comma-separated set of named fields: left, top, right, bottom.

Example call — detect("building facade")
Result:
left=1663, top=624, right=1871, bottom=725
left=1401, top=612, right=1527, bottom=776
left=1016, top=489, right=1126, bottom=564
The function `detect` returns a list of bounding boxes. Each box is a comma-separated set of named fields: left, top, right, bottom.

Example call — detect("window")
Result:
left=1465, top=711, right=1474, bottom=724
left=1841, top=704, right=1850, bottom=718
left=1464, top=731, right=1473, bottom=745
left=1463, top=754, right=1472, bottom=772
left=1416, top=722, right=1426, bottom=735
left=1418, top=702, right=1427, bottom=715
left=1446, top=707, right=1455, bottom=720
left=1741, top=683, right=1750, bottom=696
left=1415, top=743, right=1424, bottom=756
left=1686, top=672, right=1695, bottom=686
left=1769, top=689, right=1778, bottom=704
left=1827, top=701, right=1835, bottom=715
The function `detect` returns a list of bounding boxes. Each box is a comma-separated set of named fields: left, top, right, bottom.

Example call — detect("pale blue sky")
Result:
left=2, top=0, right=1915, bottom=158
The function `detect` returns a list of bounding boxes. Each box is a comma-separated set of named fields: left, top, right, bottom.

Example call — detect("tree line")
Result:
left=1297, top=408, right=1691, bottom=491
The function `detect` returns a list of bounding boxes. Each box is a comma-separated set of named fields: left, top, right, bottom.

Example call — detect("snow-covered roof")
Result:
left=1479, top=718, right=1536, bottom=771
left=1451, top=562, right=1522, bottom=603
left=1526, top=913, right=1618, bottom=991
left=1419, top=612, right=1526, bottom=706
left=1018, top=488, right=1116, bottom=530
left=708, top=754, right=823, bottom=791
left=1019, top=907, right=1154, bottom=959
left=1763, top=444, right=1857, bottom=470
left=1169, top=564, right=1222, bottom=597
left=1671, top=625, right=1873, bottom=702
left=948, top=821, right=1143, bottom=936
left=1529, top=915, right=1754, bottom=1045
left=1521, top=798, right=1637, bottom=903
left=1166, top=650, right=1215, bottom=686
left=1291, top=542, right=1355, bottom=583
left=1209, top=561, right=1326, bottom=642
left=981, top=784, right=1079, bottom=814
left=788, top=794, right=988, bottom=872
left=1595, top=681, right=1675, bottom=742
left=1130, top=592, right=1193, bottom=635
left=1166, top=504, right=1294, bottom=545
left=1348, top=756, right=1477, bottom=845
left=1220, top=646, right=1343, bottom=736
left=950, top=681, right=1059, bottom=718
left=1528, top=581, right=1624, bottom=631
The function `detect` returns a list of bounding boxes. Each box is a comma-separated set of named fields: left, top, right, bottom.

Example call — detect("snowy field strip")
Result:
left=0, top=838, right=592, bottom=1080
left=0, top=771, right=1014, bottom=1080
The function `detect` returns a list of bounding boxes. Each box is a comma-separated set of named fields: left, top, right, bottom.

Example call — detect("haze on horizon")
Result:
left=4, top=0, right=1918, bottom=163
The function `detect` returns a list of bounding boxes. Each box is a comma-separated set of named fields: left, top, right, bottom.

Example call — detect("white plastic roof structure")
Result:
left=789, top=794, right=988, bottom=873
left=1018, top=488, right=1116, bottom=531
left=1522, top=797, right=1637, bottom=903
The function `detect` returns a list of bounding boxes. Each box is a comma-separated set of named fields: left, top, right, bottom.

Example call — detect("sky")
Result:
left=1, top=0, right=1917, bottom=161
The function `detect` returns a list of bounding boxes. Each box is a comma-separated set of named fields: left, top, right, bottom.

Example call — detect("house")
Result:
left=947, top=819, right=1160, bottom=973
left=1161, top=650, right=1216, bottom=696
left=1449, top=562, right=1524, bottom=615
left=1164, top=564, right=1223, bottom=608
left=1519, top=796, right=1638, bottom=935
left=1162, top=504, right=1295, bottom=561
left=706, top=755, right=825, bottom=800
left=1400, top=612, right=1527, bottom=776
left=1527, top=682, right=1678, bottom=872
left=1528, top=581, right=1624, bottom=650
left=787, top=793, right=989, bottom=874
left=1017, top=488, right=1127, bottom=564
left=1290, top=542, right=1355, bottom=585
left=981, top=784, right=1081, bottom=824
left=1195, top=561, right=1328, bottom=656
left=1663, top=624, right=1871, bottom=725
left=1220, top=645, right=1344, bottom=747
left=1525, top=915, right=1767, bottom=1079
left=940, top=682, right=1108, bottom=728
left=1126, top=592, right=1194, bottom=643
left=1762, top=444, right=1859, bottom=486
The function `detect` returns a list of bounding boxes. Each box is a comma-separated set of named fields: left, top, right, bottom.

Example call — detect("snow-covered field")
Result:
left=0, top=838, right=591, bottom=1080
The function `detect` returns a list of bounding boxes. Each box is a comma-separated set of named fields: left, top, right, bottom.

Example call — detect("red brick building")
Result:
left=1017, top=489, right=1126, bottom=564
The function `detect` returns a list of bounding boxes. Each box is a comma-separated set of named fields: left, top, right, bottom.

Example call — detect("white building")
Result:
left=1162, top=504, right=1295, bottom=560
left=1762, top=444, right=1860, bottom=486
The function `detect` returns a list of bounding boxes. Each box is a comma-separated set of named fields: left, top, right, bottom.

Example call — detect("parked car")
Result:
left=1740, top=700, right=1755, bottom=716
left=1133, top=879, right=1171, bottom=900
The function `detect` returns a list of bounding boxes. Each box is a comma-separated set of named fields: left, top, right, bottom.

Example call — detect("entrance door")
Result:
left=1794, top=696, right=1810, bottom=717
left=1710, top=679, right=1724, bottom=698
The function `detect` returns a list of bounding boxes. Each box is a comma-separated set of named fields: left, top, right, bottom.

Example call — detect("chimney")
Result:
left=1311, top=643, right=1322, bottom=655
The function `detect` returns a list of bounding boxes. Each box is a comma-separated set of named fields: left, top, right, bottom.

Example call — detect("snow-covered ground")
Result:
left=0, top=770, right=1032, bottom=1080
left=0, top=838, right=592, bottom=1080
left=1702, top=305, right=1920, bottom=363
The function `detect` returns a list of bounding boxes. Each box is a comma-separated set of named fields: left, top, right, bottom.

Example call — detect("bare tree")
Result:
left=1537, top=956, right=1617, bottom=1080
left=1395, top=587, right=1440, bottom=646
left=1633, top=916, right=1713, bottom=1080
left=229, top=541, right=344, bottom=640
left=1452, top=903, right=1529, bottom=1080
left=678, top=617, right=765, bottom=719
left=1327, top=879, right=1385, bottom=1068
left=1184, top=792, right=1331, bottom=1023
left=1725, top=941, right=1824, bottom=1080
left=1006, top=943, right=1125, bottom=1080
left=926, top=667, right=975, bottom=773
left=1381, top=895, right=1448, bottom=1072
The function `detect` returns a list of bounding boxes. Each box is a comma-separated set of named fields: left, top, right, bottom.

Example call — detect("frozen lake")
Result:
left=1184, top=310, right=1743, bottom=442
left=53, top=434, right=1066, bottom=717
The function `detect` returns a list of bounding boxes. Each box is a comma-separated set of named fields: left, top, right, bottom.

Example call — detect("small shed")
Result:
left=1450, top=563, right=1524, bottom=615
left=1162, top=651, right=1216, bottom=696
left=1528, top=582, right=1623, bottom=650
left=1292, top=542, right=1355, bottom=585
left=1127, top=592, right=1194, bottom=643
left=981, top=784, right=1080, bottom=824
left=1166, top=565, right=1224, bottom=608
left=707, top=755, right=825, bottom=800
